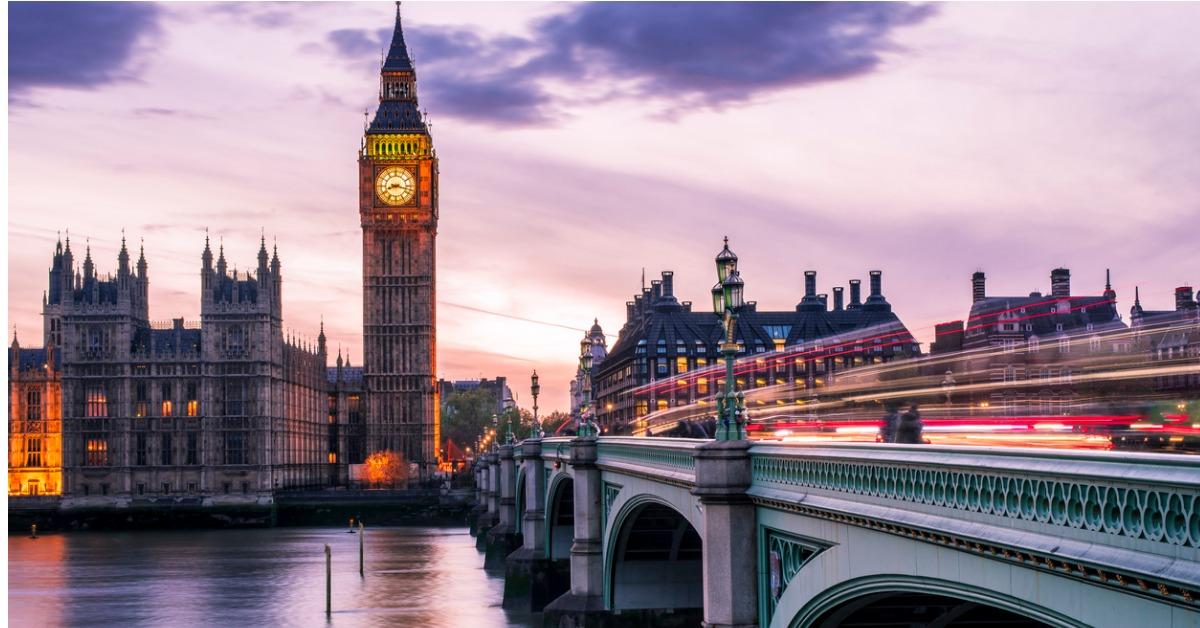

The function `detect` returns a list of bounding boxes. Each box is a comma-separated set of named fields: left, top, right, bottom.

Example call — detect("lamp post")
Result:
left=504, top=407, right=515, bottom=444
left=530, top=370, right=542, bottom=438
left=491, top=413, right=499, bottom=451
left=577, top=335, right=598, bottom=438
left=711, top=237, right=747, bottom=441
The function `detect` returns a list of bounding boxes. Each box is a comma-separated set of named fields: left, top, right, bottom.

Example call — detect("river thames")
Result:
left=9, top=526, right=538, bottom=627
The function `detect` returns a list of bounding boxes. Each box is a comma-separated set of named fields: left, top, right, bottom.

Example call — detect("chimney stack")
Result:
left=1176, top=286, right=1196, bottom=311
left=626, top=301, right=635, bottom=323
left=972, top=271, right=986, bottom=303
left=651, top=279, right=662, bottom=302
left=848, top=280, right=862, bottom=309
left=661, top=271, right=674, bottom=298
left=832, top=287, right=844, bottom=311
left=1050, top=268, right=1071, bottom=298
left=869, top=270, right=882, bottom=297
left=804, top=270, right=817, bottom=297
left=818, top=294, right=828, bottom=310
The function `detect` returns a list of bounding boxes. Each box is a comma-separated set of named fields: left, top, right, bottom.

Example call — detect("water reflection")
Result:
left=9, top=527, right=536, bottom=628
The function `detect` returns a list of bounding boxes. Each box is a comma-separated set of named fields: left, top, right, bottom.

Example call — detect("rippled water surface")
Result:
left=9, top=526, right=536, bottom=627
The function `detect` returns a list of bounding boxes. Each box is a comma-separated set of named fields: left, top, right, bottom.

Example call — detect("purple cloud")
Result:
left=323, top=2, right=935, bottom=125
left=531, top=2, right=936, bottom=102
left=9, top=2, right=161, bottom=96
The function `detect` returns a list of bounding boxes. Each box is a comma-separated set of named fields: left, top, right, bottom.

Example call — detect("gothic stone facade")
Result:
left=358, top=8, right=440, bottom=470
left=9, top=9, right=445, bottom=498
left=8, top=236, right=331, bottom=504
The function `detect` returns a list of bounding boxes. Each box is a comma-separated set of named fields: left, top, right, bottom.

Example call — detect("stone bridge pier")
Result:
left=484, top=443, right=521, bottom=568
left=470, top=437, right=1200, bottom=628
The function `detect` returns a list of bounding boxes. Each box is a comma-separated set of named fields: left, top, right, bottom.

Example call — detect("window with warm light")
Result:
left=85, top=387, right=108, bottom=418
left=25, top=438, right=42, bottom=467
left=656, top=399, right=668, bottom=411
left=186, top=382, right=199, bottom=416
left=85, top=437, right=108, bottom=466
left=696, top=377, right=709, bottom=394
left=676, top=357, right=689, bottom=374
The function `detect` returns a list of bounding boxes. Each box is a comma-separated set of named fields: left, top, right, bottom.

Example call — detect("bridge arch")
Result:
left=603, top=494, right=703, bottom=614
left=788, top=575, right=1085, bottom=628
left=545, top=472, right=574, bottom=560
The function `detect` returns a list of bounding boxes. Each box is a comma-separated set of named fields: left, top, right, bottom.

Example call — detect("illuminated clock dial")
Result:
left=376, top=166, right=415, bottom=205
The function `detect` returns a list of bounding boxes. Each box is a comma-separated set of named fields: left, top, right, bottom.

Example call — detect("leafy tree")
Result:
left=441, top=388, right=500, bottom=450
left=540, top=410, right=574, bottom=435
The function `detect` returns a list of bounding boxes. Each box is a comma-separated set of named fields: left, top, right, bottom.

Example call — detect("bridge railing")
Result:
left=540, top=436, right=572, bottom=464
left=748, top=443, right=1200, bottom=551
left=596, top=437, right=708, bottom=485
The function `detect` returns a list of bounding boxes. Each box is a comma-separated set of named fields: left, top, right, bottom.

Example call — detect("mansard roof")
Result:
left=966, top=293, right=1123, bottom=337
left=600, top=303, right=916, bottom=377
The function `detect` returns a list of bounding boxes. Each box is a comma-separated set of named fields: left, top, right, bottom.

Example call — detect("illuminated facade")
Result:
left=8, top=340, right=62, bottom=496
left=358, top=6, right=440, bottom=473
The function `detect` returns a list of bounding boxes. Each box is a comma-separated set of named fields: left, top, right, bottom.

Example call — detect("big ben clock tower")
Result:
left=359, top=3, right=439, bottom=473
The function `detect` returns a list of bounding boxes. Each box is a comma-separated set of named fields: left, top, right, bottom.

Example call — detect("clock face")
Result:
left=376, top=166, right=415, bottom=205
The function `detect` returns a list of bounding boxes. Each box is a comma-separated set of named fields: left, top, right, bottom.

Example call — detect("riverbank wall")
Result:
left=8, top=489, right=474, bottom=532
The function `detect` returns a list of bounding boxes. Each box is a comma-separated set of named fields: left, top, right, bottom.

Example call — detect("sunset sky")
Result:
left=8, top=2, right=1200, bottom=412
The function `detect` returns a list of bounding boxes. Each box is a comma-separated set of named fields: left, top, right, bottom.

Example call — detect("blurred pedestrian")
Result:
left=880, top=403, right=901, bottom=443
left=895, top=404, right=924, bottom=444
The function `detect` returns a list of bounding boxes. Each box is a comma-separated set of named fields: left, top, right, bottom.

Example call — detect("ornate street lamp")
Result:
left=530, top=370, right=542, bottom=438
left=577, top=334, right=599, bottom=438
left=712, top=237, right=748, bottom=440
left=491, top=413, right=499, bottom=451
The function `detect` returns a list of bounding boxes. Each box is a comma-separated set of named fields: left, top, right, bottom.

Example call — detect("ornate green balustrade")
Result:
left=749, top=444, right=1200, bottom=549
left=540, top=437, right=571, bottom=463
left=596, top=438, right=706, bottom=477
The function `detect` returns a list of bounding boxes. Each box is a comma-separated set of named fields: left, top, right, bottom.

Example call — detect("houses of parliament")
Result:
left=7, top=7, right=440, bottom=502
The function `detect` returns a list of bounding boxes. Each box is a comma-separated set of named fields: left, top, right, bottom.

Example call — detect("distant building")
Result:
left=570, top=320, right=609, bottom=422
left=1131, top=285, right=1200, bottom=394
left=593, top=268, right=920, bottom=433
left=930, top=268, right=1130, bottom=414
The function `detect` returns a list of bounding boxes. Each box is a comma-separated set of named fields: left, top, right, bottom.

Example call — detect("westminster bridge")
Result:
left=469, top=436, right=1200, bottom=628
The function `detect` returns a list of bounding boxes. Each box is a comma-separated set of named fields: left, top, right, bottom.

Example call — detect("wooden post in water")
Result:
left=30, top=523, right=37, bottom=539
left=358, top=522, right=364, bottom=576
left=324, top=544, right=332, bottom=616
